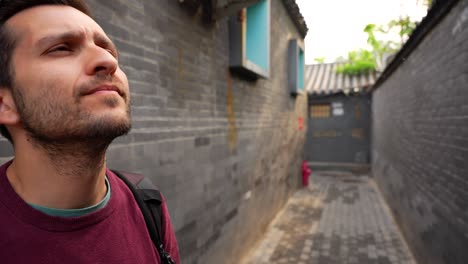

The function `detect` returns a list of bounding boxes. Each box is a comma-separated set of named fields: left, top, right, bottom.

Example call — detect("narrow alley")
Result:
left=242, top=171, right=416, bottom=264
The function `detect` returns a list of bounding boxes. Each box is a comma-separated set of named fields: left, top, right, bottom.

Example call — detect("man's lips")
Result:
left=83, top=84, right=123, bottom=96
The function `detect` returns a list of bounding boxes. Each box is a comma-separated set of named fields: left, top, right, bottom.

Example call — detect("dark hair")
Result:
left=0, top=0, right=91, bottom=142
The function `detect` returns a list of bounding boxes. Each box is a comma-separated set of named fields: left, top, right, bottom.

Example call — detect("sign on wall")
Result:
left=332, top=102, right=344, bottom=116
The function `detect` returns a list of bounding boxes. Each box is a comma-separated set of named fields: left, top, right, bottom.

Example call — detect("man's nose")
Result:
left=85, top=45, right=118, bottom=76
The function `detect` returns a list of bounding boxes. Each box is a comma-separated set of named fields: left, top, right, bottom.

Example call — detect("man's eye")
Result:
left=47, top=45, right=72, bottom=54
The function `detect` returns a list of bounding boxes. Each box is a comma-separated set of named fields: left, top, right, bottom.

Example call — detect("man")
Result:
left=0, top=0, right=180, bottom=263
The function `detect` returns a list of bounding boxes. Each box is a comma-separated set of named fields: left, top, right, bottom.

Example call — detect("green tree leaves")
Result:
left=336, top=16, right=417, bottom=76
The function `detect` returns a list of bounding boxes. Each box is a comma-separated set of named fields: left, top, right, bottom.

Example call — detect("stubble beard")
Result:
left=11, top=80, right=132, bottom=158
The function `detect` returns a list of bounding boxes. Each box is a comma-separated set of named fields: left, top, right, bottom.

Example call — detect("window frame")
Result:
left=228, top=0, right=271, bottom=79
left=288, top=38, right=306, bottom=96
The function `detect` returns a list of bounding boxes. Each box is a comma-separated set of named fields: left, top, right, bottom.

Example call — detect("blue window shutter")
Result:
left=246, top=0, right=269, bottom=72
left=298, top=48, right=305, bottom=91
left=289, top=39, right=305, bottom=96
left=228, top=0, right=270, bottom=79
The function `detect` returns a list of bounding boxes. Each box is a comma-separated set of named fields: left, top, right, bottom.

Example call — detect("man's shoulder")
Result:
left=108, top=169, right=160, bottom=191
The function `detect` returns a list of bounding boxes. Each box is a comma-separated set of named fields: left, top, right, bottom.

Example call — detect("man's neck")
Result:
left=6, top=139, right=109, bottom=210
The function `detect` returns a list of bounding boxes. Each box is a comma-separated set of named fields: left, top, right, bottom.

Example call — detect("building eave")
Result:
left=179, top=0, right=308, bottom=37
left=281, top=0, right=308, bottom=38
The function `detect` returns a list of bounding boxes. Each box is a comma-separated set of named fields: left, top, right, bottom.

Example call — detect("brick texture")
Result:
left=372, top=1, right=468, bottom=264
left=0, top=1, right=308, bottom=263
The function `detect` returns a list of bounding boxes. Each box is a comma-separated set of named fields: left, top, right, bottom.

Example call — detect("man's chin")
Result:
left=84, top=115, right=131, bottom=140
left=25, top=116, right=131, bottom=146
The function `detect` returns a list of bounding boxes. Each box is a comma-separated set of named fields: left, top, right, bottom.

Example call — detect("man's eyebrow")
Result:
left=36, top=31, right=84, bottom=48
left=36, top=31, right=119, bottom=57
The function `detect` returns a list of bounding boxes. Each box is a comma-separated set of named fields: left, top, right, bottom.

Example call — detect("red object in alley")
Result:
left=298, top=117, right=304, bottom=131
left=302, top=160, right=311, bottom=187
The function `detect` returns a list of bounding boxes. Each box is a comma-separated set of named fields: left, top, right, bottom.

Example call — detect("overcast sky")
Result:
left=295, top=0, right=428, bottom=64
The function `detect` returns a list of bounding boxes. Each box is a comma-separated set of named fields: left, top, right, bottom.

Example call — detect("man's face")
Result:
left=6, top=5, right=131, bottom=144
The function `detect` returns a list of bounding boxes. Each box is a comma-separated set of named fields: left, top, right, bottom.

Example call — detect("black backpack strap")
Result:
left=140, top=188, right=164, bottom=244
left=112, top=170, right=175, bottom=264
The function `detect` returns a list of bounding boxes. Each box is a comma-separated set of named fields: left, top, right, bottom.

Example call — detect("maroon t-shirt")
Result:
left=0, top=161, right=180, bottom=264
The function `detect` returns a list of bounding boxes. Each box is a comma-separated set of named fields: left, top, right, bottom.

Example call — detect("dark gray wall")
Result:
left=306, top=93, right=371, bottom=164
left=372, top=1, right=468, bottom=263
left=0, top=1, right=308, bottom=263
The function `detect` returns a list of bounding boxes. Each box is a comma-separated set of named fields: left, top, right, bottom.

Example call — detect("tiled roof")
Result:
left=305, top=63, right=379, bottom=95
left=282, top=0, right=308, bottom=38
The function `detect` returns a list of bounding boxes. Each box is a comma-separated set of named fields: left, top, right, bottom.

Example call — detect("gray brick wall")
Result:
left=372, top=1, right=468, bottom=263
left=0, top=1, right=308, bottom=263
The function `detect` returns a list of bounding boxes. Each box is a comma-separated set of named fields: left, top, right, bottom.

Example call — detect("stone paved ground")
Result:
left=242, top=171, right=417, bottom=264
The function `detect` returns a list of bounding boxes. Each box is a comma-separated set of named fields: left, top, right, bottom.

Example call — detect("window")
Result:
left=288, top=39, right=305, bottom=96
left=310, top=104, right=331, bottom=118
left=298, top=48, right=305, bottom=90
left=229, top=0, right=270, bottom=79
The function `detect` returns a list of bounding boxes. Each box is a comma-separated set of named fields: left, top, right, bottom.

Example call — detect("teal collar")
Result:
left=28, top=175, right=111, bottom=218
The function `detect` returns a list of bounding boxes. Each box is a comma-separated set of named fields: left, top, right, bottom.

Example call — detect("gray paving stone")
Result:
left=242, top=172, right=418, bottom=264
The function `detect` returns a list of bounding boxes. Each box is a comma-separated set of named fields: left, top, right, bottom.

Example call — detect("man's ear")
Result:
left=0, top=88, right=20, bottom=126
